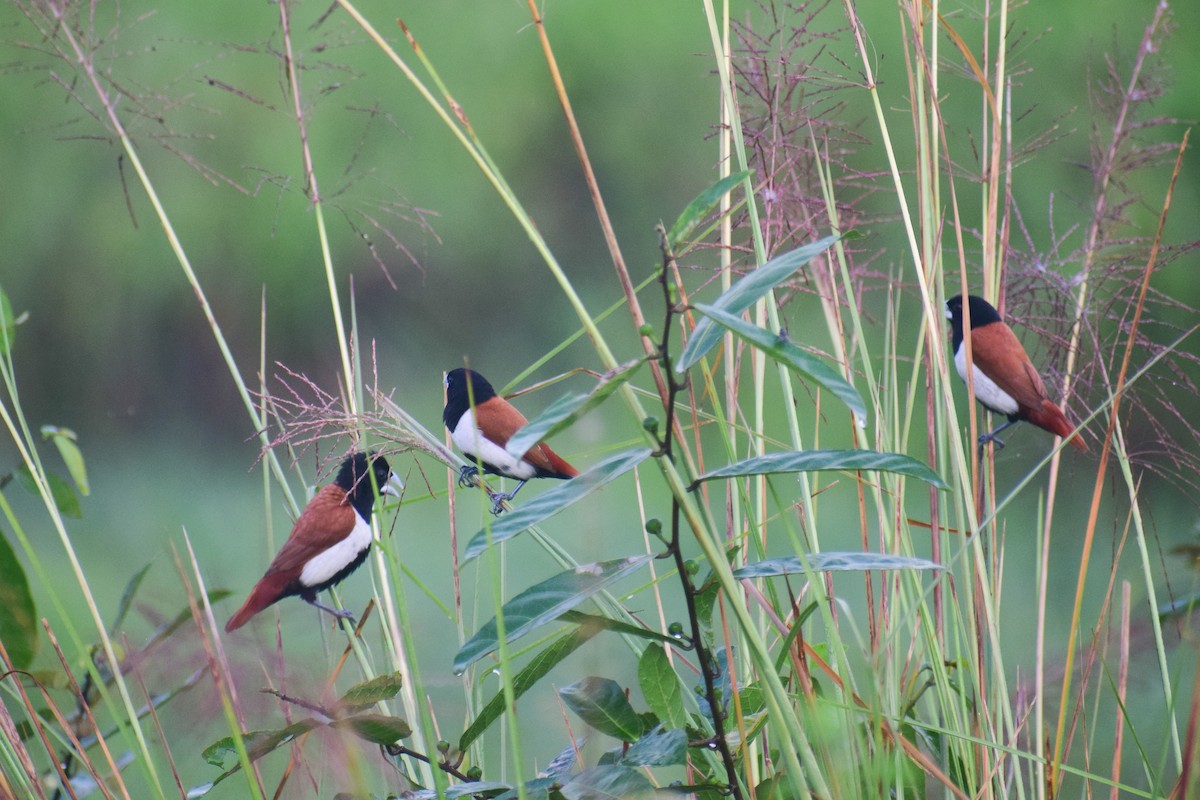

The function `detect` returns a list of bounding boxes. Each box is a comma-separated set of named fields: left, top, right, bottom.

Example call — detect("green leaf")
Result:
left=637, top=644, right=690, bottom=730
left=667, top=170, right=753, bottom=250
left=112, top=562, right=154, bottom=632
left=558, top=610, right=680, bottom=645
left=454, top=556, right=653, bottom=674
left=495, top=777, right=560, bottom=800
left=16, top=465, right=82, bottom=518
left=559, top=677, right=644, bottom=742
left=622, top=725, right=687, bottom=766
left=41, top=426, right=89, bottom=496
left=435, top=781, right=513, bottom=798
left=0, top=526, right=37, bottom=669
left=202, top=720, right=319, bottom=769
left=0, top=288, right=16, bottom=356
left=460, top=619, right=608, bottom=751
left=332, top=713, right=411, bottom=745
left=560, top=765, right=656, bottom=800
left=463, top=448, right=652, bottom=561
left=676, top=234, right=840, bottom=371
left=693, top=449, right=947, bottom=490
left=692, top=303, right=866, bottom=425
left=733, top=552, right=946, bottom=579
left=338, top=672, right=404, bottom=712
left=504, top=360, right=642, bottom=462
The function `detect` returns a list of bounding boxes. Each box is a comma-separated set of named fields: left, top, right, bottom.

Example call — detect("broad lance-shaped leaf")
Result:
left=0, top=526, right=37, bottom=669
left=694, top=449, right=947, bottom=490
left=666, top=169, right=753, bottom=250
left=560, top=765, right=656, bottom=800
left=621, top=725, right=688, bottom=767
left=733, top=552, right=945, bottom=579
left=41, top=425, right=89, bottom=496
left=560, top=676, right=644, bottom=741
left=454, top=556, right=653, bottom=674
left=407, top=782, right=514, bottom=800
left=694, top=303, right=866, bottom=425
left=676, top=233, right=841, bottom=371
left=460, top=619, right=607, bottom=751
left=504, top=360, right=642, bottom=461
left=338, top=672, right=403, bottom=712
left=464, top=448, right=651, bottom=561
left=638, top=644, right=693, bottom=730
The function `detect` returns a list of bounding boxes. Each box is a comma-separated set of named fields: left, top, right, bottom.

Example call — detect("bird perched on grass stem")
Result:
left=443, top=368, right=578, bottom=514
left=945, top=294, right=1087, bottom=453
left=225, top=452, right=402, bottom=632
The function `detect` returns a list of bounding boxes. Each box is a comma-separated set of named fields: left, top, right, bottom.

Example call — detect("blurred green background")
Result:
left=2, top=0, right=1198, bottom=791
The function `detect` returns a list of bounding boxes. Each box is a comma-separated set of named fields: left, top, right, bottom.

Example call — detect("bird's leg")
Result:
left=457, top=464, right=479, bottom=488
left=489, top=480, right=528, bottom=515
left=304, top=594, right=356, bottom=626
left=978, top=418, right=1020, bottom=454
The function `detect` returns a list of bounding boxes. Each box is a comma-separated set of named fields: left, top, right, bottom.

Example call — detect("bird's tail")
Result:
left=1027, top=400, right=1088, bottom=452
left=225, top=573, right=290, bottom=632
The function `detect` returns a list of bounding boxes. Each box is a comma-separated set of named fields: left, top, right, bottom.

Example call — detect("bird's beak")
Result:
left=383, top=473, right=404, bottom=497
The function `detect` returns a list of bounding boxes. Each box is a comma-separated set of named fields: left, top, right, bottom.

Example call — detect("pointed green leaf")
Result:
left=16, top=465, right=82, bottom=518
left=505, top=360, right=642, bottom=461
left=202, top=719, right=319, bottom=769
left=559, top=677, right=644, bottom=742
left=332, top=713, right=411, bottom=745
left=693, top=304, right=866, bottom=425
left=560, top=765, right=656, bottom=800
left=112, top=562, right=154, bottom=632
left=622, top=725, right=687, bottom=766
left=0, top=526, right=37, bottom=669
left=495, top=777, right=559, bottom=800
left=464, top=449, right=652, bottom=561
left=41, top=426, right=89, bottom=496
left=460, top=619, right=607, bottom=751
left=338, top=671, right=403, bottom=712
left=693, top=449, right=946, bottom=489
left=637, top=644, right=691, bottom=730
left=558, top=611, right=680, bottom=645
left=733, top=552, right=945, bottom=579
left=0, top=288, right=16, bottom=356
left=676, top=234, right=840, bottom=371
left=667, top=170, right=753, bottom=250
left=454, top=556, right=653, bottom=674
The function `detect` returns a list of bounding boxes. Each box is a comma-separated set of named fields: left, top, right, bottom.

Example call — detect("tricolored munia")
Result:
left=945, top=294, right=1087, bottom=452
left=225, top=452, right=401, bottom=632
left=443, top=368, right=578, bottom=513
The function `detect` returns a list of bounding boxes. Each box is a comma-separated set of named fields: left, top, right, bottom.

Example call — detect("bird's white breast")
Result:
left=299, top=512, right=373, bottom=587
left=451, top=408, right=537, bottom=480
left=954, top=347, right=1019, bottom=416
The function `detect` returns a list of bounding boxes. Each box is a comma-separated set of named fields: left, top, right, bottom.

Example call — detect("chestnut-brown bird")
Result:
left=945, top=294, right=1087, bottom=452
left=443, top=368, right=578, bottom=513
left=225, top=452, right=401, bottom=632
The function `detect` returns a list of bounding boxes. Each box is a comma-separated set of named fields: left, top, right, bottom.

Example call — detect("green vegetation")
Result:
left=1, top=1, right=1198, bottom=798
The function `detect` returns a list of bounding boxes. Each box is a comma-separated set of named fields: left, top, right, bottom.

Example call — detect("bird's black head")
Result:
left=945, top=294, right=1002, bottom=350
left=443, top=368, right=498, bottom=429
left=335, top=452, right=395, bottom=519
